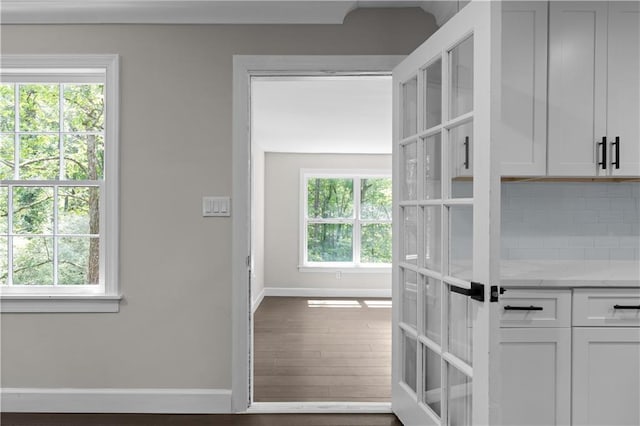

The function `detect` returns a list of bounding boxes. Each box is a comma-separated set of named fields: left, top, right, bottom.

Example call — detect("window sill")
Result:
left=298, top=266, right=391, bottom=274
left=0, top=294, right=123, bottom=313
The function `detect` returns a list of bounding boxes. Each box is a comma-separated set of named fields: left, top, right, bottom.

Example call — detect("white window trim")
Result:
left=299, top=168, right=392, bottom=273
left=0, top=54, right=120, bottom=313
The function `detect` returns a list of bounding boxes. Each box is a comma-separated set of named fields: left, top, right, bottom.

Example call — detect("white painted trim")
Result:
left=247, top=402, right=392, bottom=414
left=1, top=388, right=232, bottom=414
left=233, top=55, right=404, bottom=413
left=251, top=287, right=265, bottom=314
left=263, top=287, right=391, bottom=298
left=1, top=295, right=122, bottom=313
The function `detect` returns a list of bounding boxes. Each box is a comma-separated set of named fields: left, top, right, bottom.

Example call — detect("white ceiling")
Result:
left=0, top=0, right=452, bottom=24
left=251, top=76, right=392, bottom=154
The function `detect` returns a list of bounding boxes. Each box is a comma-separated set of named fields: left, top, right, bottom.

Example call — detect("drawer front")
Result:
left=500, top=289, right=571, bottom=328
left=573, top=289, right=640, bottom=327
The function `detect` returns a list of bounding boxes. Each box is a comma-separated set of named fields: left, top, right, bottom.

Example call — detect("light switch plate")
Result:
left=202, top=196, right=231, bottom=217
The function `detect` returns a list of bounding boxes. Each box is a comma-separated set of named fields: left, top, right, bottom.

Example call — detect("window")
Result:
left=301, top=170, right=392, bottom=270
left=0, top=55, right=119, bottom=312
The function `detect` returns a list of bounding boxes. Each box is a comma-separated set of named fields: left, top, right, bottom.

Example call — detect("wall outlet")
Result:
left=336, top=271, right=342, bottom=280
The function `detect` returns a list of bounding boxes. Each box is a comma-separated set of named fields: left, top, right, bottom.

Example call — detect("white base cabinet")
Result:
left=500, top=288, right=640, bottom=425
left=572, top=328, right=640, bottom=426
left=501, top=328, right=571, bottom=426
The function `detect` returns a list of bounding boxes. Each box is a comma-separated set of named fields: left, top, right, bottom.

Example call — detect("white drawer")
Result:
left=573, top=288, right=640, bottom=327
left=500, top=289, right=571, bottom=328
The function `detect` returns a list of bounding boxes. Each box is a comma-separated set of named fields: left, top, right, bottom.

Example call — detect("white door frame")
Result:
left=231, top=55, right=405, bottom=413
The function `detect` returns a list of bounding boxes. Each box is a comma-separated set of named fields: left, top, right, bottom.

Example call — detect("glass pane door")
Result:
left=392, top=2, right=502, bottom=425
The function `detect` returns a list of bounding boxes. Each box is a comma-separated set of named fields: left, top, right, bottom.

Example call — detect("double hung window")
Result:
left=301, top=170, right=392, bottom=269
left=0, top=55, right=119, bottom=312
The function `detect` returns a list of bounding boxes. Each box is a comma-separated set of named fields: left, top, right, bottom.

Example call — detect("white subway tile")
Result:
left=609, top=248, right=638, bottom=260
left=585, top=248, right=610, bottom=260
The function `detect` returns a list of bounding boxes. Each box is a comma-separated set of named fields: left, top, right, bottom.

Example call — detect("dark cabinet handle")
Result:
left=598, top=136, right=607, bottom=170
left=613, top=305, right=640, bottom=310
left=611, top=136, right=620, bottom=169
left=504, top=305, right=543, bottom=311
left=464, top=136, right=470, bottom=169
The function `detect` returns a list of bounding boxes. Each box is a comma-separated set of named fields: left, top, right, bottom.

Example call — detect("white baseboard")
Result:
left=248, top=401, right=392, bottom=414
left=251, top=287, right=265, bottom=313
left=263, top=287, right=391, bottom=298
left=1, top=388, right=232, bottom=413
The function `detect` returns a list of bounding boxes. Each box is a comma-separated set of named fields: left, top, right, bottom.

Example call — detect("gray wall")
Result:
left=264, top=152, right=392, bottom=290
left=0, top=9, right=436, bottom=390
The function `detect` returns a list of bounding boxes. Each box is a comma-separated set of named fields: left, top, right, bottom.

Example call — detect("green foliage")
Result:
left=361, top=223, right=392, bottom=263
left=0, top=83, right=104, bottom=286
left=0, top=85, right=14, bottom=132
left=361, top=178, right=392, bottom=220
left=307, top=223, right=353, bottom=262
left=307, top=178, right=353, bottom=218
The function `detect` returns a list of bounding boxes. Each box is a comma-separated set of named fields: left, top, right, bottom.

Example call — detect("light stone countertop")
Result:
left=499, top=260, right=640, bottom=288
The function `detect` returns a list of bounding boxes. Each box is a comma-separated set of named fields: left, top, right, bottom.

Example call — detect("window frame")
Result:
left=299, top=168, right=392, bottom=272
left=0, top=54, right=120, bottom=312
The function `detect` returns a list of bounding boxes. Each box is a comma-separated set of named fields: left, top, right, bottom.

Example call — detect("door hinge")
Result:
left=246, top=255, right=251, bottom=267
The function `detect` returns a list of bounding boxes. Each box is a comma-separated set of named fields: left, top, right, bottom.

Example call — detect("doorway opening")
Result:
left=250, top=74, right=392, bottom=406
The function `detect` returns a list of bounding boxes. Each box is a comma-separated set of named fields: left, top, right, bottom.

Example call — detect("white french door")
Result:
left=392, top=2, right=502, bottom=425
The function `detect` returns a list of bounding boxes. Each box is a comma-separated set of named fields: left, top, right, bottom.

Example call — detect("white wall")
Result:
left=0, top=9, right=436, bottom=392
left=264, top=152, right=392, bottom=291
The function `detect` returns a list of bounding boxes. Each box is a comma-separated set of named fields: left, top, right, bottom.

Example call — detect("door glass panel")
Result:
left=402, top=77, right=418, bottom=138
left=423, top=344, right=442, bottom=416
left=425, top=58, right=442, bottom=129
left=424, top=276, right=441, bottom=344
left=402, top=206, right=417, bottom=265
left=449, top=205, right=473, bottom=281
left=423, top=206, right=441, bottom=271
left=449, top=121, right=473, bottom=197
left=450, top=36, right=474, bottom=119
left=403, top=333, right=418, bottom=393
left=448, top=364, right=472, bottom=426
left=448, top=288, right=472, bottom=365
left=401, top=142, right=418, bottom=201
left=424, top=134, right=442, bottom=200
left=402, top=268, right=418, bottom=328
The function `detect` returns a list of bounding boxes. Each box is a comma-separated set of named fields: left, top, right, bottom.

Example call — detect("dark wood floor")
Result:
left=0, top=413, right=402, bottom=426
left=253, top=297, right=392, bottom=402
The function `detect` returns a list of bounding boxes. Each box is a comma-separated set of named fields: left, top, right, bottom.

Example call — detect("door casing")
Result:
left=231, top=55, right=404, bottom=413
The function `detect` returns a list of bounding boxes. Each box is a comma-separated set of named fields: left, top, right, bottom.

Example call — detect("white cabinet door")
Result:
left=548, top=2, right=608, bottom=176
left=500, top=1, right=548, bottom=176
left=607, top=1, right=640, bottom=176
left=500, top=328, right=571, bottom=426
left=573, top=328, right=640, bottom=426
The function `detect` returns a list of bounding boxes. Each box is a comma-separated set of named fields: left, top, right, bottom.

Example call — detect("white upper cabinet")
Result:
left=501, top=1, right=548, bottom=176
left=548, top=1, right=608, bottom=177
left=607, top=2, right=640, bottom=176
left=548, top=1, right=639, bottom=177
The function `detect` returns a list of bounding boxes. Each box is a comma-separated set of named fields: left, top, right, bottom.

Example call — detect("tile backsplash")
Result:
left=502, top=182, right=640, bottom=260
